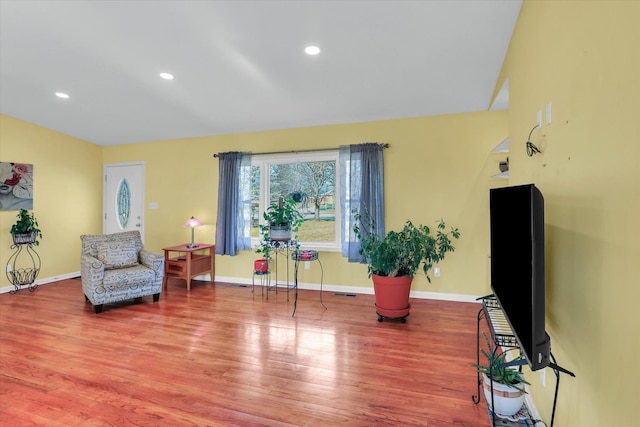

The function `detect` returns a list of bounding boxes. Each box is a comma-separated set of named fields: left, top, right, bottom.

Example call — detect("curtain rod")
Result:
left=213, top=143, right=389, bottom=158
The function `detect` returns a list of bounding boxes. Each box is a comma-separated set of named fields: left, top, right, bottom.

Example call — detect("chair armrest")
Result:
left=80, top=254, right=105, bottom=288
left=139, top=248, right=164, bottom=272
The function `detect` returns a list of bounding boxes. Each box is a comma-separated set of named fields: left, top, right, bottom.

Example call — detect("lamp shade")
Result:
left=183, top=217, right=203, bottom=248
left=183, top=217, right=203, bottom=228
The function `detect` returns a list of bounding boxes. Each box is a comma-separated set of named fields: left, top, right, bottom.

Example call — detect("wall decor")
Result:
left=0, top=162, right=34, bottom=211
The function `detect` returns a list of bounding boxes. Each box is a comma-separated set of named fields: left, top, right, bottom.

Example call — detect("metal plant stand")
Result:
left=6, top=238, right=40, bottom=294
left=472, top=295, right=575, bottom=427
left=268, top=239, right=298, bottom=298
left=291, top=249, right=325, bottom=317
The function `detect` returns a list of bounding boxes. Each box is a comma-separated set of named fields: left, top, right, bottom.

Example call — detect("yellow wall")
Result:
left=0, top=114, right=103, bottom=287
left=103, top=111, right=508, bottom=295
left=500, top=1, right=639, bottom=426
left=2, top=110, right=507, bottom=295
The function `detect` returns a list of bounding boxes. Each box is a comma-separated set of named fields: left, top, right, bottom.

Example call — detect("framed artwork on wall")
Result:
left=0, top=162, right=34, bottom=211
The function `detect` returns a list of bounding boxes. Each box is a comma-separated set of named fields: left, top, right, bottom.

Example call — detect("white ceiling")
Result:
left=0, top=0, right=521, bottom=146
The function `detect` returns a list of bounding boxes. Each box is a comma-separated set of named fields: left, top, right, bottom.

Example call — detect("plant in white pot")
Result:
left=263, top=197, right=303, bottom=242
left=474, top=333, right=530, bottom=417
left=353, top=210, right=460, bottom=322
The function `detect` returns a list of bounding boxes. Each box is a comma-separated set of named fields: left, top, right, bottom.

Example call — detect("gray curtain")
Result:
left=339, top=143, right=385, bottom=262
left=215, top=152, right=252, bottom=255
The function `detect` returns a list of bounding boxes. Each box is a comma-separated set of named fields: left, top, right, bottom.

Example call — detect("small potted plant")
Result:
left=474, top=332, right=530, bottom=417
left=353, top=210, right=459, bottom=322
left=254, top=232, right=272, bottom=273
left=10, top=209, right=43, bottom=246
left=263, top=197, right=303, bottom=241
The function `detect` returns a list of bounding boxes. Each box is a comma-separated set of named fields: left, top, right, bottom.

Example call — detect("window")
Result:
left=251, top=152, right=340, bottom=251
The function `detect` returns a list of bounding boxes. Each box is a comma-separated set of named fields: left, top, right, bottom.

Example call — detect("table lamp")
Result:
left=183, top=216, right=203, bottom=248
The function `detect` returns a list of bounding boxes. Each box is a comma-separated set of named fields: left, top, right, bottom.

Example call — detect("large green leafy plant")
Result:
left=353, top=210, right=460, bottom=280
left=10, top=209, right=43, bottom=245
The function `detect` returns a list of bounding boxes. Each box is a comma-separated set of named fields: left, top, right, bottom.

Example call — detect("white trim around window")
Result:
left=251, top=151, right=341, bottom=252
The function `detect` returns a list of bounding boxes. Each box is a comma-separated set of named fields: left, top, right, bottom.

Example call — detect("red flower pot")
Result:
left=372, top=274, right=412, bottom=321
left=254, top=259, right=269, bottom=273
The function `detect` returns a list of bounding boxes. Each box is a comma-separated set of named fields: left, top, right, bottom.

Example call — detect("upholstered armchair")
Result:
left=80, top=231, right=164, bottom=313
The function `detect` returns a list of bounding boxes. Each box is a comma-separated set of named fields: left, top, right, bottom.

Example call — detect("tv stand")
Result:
left=472, top=295, right=575, bottom=427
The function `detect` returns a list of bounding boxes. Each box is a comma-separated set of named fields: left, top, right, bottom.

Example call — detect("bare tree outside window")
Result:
left=251, top=154, right=339, bottom=248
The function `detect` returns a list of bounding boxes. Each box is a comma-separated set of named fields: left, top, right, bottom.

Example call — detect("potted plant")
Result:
left=10, top=209, right=43, bottom=246
left=353, top=210, right=460, bottom=322
left=474, top=332, right=530, bottom=417
left=263, top=196, right=303, bottom=241
left=254, top=232, right=272, bottom=273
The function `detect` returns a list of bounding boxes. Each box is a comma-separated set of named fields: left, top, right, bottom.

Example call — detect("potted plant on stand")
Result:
left=353, top=211, right=460, bottom=322
left=263, top=197, right=303, bottom=242
left=474, top=332, right=530, bottom=418
left=254, top=197, right=303, bottom=273
left=10, top=209, right=43, bottom=246
left=7, top=209, right=42, bottom=292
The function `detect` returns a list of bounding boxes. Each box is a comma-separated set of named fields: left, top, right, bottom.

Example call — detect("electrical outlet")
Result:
left=537, top=110, right=542, bottom=128
left=540, top=369, right=546, bottom=387
left=434, top=267, right=441, bottom=277
left=305, top=261, right=310, bottom=270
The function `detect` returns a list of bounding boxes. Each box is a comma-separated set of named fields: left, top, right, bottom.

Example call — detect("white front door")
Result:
left=104, top=162, right=145, bottom=240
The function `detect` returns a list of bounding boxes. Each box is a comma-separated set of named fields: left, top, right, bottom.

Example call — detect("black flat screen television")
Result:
left=490, top=184, right=550, bottom=371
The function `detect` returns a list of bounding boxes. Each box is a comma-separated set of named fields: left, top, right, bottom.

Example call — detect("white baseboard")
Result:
left=214, top=275, right=483, bottom=303
left=0, top=271, right=80, bottom=294
left=409, top=289, right=482, bottom=303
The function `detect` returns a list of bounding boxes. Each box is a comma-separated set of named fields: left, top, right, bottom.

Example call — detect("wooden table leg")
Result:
left=210, top=248, right=215, bottom=283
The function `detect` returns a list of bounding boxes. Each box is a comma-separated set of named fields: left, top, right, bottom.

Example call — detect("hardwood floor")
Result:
left=0, top=278, right=491, bottom=427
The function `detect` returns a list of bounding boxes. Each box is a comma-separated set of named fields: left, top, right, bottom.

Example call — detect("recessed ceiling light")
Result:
left=55, top=92, right=69, bottom=99
left=304, top=46, right=320, bottom=55
left=159, top=72, right=174, bottom=80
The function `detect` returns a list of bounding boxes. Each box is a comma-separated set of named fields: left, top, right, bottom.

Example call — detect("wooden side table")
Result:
left=162, top=243, right=215, bottom=291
